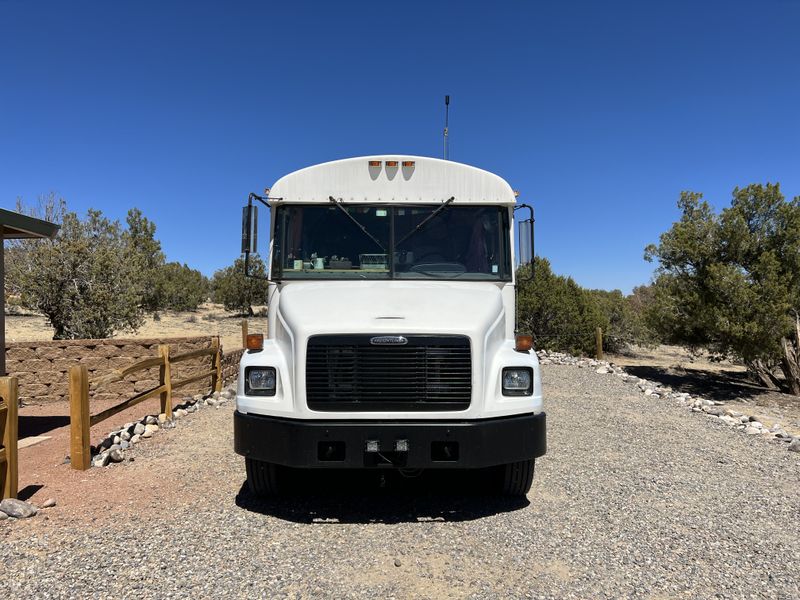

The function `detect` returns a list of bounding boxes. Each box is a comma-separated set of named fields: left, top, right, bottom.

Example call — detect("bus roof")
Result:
left=268, top=155, right=517, bottom=205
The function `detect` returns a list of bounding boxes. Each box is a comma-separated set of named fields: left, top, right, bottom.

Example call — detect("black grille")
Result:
left=306, top=335, right=472, bottom=411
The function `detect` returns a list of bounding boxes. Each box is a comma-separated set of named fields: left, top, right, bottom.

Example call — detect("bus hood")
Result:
left=276, top=280, right=505, bottom=340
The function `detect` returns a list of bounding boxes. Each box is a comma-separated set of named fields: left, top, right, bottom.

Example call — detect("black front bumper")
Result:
left=234, top=411, right=546, bottom=469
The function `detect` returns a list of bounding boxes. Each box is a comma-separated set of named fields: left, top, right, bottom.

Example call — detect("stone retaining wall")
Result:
left=5, top=337, right=222, bottom=405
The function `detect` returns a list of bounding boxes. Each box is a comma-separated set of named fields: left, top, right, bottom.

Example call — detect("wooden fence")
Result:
left=69, top=337, right=222, bottom=471
left=0, top=377, right=19, bottom=499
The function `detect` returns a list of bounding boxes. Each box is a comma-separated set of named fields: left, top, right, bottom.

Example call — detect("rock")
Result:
left=162, top=420, right=176, bottom=429
left=187, top=404, right=198, bottom=413
left=145, top=423, right=159, bottom=433
left=222, top=388, right=236, bottom=399
left=0, top=511, right=7, bottom=520
left=394, top=558, right=402, bottom=567
left=108, top=444, right=121, bottom=452
left=93, top=452, right=110, bottom=467
left=176, top=408, right=188, bottom=417
left=744, top=426, right=760, bottom=435
left=595, top=367, right=609, bottom=374
left=108, top=449, right=124, bottom=463
left=145, top=415, right=158, bottom=425
left=40, top=498, right=57, bottom=509
left=158, top=413, right=168, bottom=424
left=141, top=430, right=153, bottom=439
left=719, top=415, right=738, bottom=426
left=650, top=393, right=661, bottom=399
left=130, top=434, right=141, bottom=444
left=207, top=399, right=218, bottom=407
left=0, top=498, right=39, bottom=518
left=120, top=440, right=130, bottom=449
left=113, top=435, right=121, bottom=445
left=212, top=391, right=221, bottom=400
left=133, top=423, right=146, bottom=435
left=120, top=431, right=131, bottom=442
left=739, top=416, right=750, bottom=424
left=788, top=438, right=800, bottom=453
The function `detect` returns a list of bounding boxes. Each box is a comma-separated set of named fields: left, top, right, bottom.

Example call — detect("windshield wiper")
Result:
left=394, top=196, right=455, bottom=247
left=329, top=196, right=386, bottom=251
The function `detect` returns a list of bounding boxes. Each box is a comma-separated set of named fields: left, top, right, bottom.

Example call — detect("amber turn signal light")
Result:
left=385, top=160, right=398, bottom=167
left=246, top=334, right=264, bottom=351
left=515, top=334, right=533, bottom=352
left=402, top=161, right=415, bottom=167
left=368, top=160, right=382, bottom=167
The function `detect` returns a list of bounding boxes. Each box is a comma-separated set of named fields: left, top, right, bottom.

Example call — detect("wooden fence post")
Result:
left=595, top=327, right=604, bottom=361
left=0, top=376, right=19, bottom=499
left=241, top=319, right=248, bottom=349
left=159, top=344, right=172, bottom=419
left=69, top=365, right=91, bottom=471
left=211, top=337, right=222, bottom=393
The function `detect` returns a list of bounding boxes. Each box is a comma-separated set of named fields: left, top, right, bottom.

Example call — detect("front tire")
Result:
left=246, top=458, right=281, bottom=496
left=500, top=458, right=535, bottom=496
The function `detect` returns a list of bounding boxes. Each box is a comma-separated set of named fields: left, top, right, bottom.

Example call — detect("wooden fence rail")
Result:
left=0, top=376, right=19, bottom=499
left=70, top=338, right=222, bottom=471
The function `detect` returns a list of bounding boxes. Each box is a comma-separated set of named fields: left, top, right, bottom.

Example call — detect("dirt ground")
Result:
left=6, top=302, right=267, bottom=353
left=608, top=344, right=800, bottom=434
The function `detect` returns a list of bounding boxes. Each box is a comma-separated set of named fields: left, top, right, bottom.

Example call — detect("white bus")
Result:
left=235, top=155, right=545, bottom=496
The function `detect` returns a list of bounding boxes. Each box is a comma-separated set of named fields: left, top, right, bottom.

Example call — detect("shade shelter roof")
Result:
left=0, top=209, right=60, bottom=240
left=1, top=208, right=60, bottom=376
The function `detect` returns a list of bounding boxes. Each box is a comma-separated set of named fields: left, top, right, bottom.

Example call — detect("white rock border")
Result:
left=537, top=350, right=800, bottom=453
left=89, top=385, right=237, bottom=468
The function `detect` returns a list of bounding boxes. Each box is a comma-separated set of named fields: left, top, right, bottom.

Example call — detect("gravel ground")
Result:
left=1, top=364, right=799, bottom=599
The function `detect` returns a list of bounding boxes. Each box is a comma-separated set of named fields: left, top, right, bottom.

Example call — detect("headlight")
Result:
left=245, top=366, right=277, bottom=396
left=502, top=367, right=533, bottom=396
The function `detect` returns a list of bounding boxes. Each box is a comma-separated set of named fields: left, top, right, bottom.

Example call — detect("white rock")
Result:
left=788, top=438, right=800, bottom=452
left=130, top=434, right=141, bottom=444
left=141, top=430, right=153, bottom=439
left=644, top=389, right=654, bottom=396
left=176, top=408, right=188, bottom=417
left=595, top=367, right=609, bottom=374
left=133, top=423, right=146, bottom=435
left=145, top=415, right=158, bottom=425
left=744, top=426, right=760, bottom=435
left=145, top=423, right=159, bottom=434
left=108, top=449, right=124, bottom=463
left=158, top=413, right=168, bottom=423
left=120, top=431, right=131, bottom=442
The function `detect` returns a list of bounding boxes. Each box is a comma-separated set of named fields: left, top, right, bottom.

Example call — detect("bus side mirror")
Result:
left=242, top=204, right=258, bottom=254
left=518, top=219, right=533, bottom=266
left=515, top=204, right=534, bottom=282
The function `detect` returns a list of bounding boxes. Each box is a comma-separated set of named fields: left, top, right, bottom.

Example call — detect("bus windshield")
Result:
left=272, top=204, right=511, bottom=281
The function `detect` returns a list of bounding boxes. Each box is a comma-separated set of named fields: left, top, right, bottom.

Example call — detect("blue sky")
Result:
left=2, top=1, right=799, bottom=293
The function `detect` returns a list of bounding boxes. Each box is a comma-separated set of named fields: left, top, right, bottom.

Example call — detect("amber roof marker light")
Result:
left=402, top=161, right=415, bottom=167
left=385, top=160, right=399, bottom=167
left=368, top=160, right=382, bottom=167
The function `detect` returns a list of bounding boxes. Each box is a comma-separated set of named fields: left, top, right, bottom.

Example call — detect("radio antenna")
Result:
left=443, top=95, right=450, bottom=160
